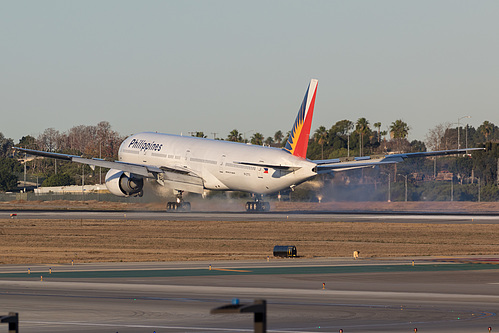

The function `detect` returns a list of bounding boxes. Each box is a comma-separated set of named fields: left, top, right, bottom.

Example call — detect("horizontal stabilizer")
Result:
left=313, top=158, right=341, bottom=165
left=234, top=161, right=301, bottom=172
left=315, top=159, right=397, bottom=173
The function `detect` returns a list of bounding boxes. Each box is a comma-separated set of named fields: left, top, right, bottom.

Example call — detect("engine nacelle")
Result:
left=105, top=169, right=144, bottom=197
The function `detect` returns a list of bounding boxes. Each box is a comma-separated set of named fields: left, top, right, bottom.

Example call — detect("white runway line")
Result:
left=22, top=321, right=324, bottom=332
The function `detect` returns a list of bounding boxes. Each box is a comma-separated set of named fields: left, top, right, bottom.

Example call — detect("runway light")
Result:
left=488, top=327, right=492, bottom=332
left=322, top=283, right=325, bottom=289
left=232, top=298, right=239, bottom=305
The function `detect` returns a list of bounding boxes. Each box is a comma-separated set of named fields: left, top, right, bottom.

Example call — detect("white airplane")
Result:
left=16, top=79, right=483, bottom=211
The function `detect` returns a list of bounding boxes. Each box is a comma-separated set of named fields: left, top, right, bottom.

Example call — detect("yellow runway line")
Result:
left=211, top=268, right=251, bottom=273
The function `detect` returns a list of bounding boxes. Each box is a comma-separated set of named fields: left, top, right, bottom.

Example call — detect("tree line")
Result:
left=0, top=118, right=499, bottom=199
left=0, top=121, right=123, bottom=191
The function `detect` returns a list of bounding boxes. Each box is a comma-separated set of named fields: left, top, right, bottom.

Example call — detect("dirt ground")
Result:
left=1, top=217, right=499, bottom=265
left=1, top=200, right=499, bottom=264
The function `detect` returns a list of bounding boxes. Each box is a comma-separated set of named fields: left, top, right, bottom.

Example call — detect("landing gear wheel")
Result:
left=245, top=201, right=270, bottom=212
left=166, top=190, right=190, bottom=212
left=245, top=202, right=254, bottom=211
left=166, top=201, right=191, bottom=212
left=182, top=202, right=191, bottom=211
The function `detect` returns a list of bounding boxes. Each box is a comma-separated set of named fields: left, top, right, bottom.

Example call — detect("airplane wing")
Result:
left=15, top=147, right=162, bottom=178
left=314, top=148, right=485, bottom=173
left=158, top=166, right=204, bottom=194
left=14, top=147, right=205, bottom=193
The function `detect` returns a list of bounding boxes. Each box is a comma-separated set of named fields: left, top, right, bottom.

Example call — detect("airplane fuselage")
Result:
left=119, top=132, right=317, bottom=194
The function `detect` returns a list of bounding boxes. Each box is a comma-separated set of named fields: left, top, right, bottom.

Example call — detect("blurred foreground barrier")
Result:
left=0, top=312, right=18, bottom=333
left=211, top=299, right=266, bottom=333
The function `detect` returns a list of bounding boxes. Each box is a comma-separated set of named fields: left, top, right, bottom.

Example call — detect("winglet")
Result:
left=283, top=79, right=318, bottom=158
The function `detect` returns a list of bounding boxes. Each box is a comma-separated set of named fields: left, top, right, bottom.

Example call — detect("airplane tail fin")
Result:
left=283, top=79, right=318, bottom=159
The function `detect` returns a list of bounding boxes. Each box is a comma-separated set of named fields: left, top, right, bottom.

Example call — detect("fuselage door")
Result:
left=257, top=160, right=266, bottom=179
left=219, top=154, right=226, bottom=174
left=184, top=149, right=191, bottom=168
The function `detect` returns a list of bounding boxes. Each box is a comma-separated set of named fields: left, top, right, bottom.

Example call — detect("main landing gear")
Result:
left=167, top=190, right=191, bottom=212
left=245, top=195, right=270, bottom=212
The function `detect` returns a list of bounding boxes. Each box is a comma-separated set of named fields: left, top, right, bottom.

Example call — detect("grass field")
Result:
left=1, top=217, right=499, bottom=264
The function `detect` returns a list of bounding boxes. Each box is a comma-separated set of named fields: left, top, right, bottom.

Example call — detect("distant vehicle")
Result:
left=273, top=245, right=297, bottom=258
left=16, top=79, right=483, bottom=212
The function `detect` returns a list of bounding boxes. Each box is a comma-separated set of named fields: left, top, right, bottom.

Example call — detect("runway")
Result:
left=1, top=210, right=499, bottom=332
left=3, top=209, right=499, bottom=224
left=1, top=258, right=499, bottom=332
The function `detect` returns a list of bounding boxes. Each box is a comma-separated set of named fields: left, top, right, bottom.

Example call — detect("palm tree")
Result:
left=227, top=129, right=242, bottom=142
left=250, top=132, right=264, bottom=145
left=390, top=119, right=409, bottom=139
left=274, top=130, right=283, bottom=145
left=355, top=118, right=370, bottom=157
left=314, top=126, right=328, bottom=159
left=480, top=121, right=493, bottom=141
left=390, top=119, right=410, bottom=152
left=373, top=122, right=382, bottom=144
left=264, top=136, right=274, bottom=146
left=282, top=131, right=291, bottom=148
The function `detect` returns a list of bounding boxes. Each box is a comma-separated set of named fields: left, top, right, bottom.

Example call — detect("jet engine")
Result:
left=105, top=169, right=144, bottom=197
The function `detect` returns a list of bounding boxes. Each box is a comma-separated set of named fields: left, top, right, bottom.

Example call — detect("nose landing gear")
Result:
left=167, top=190, right=191, bottom=212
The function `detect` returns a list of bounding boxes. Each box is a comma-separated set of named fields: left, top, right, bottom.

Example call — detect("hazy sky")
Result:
left=2, top=1, right=498, bottom=144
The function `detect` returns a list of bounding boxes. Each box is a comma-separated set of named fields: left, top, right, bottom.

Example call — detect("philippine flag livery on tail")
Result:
left=284, top=79, right=318, bottom=159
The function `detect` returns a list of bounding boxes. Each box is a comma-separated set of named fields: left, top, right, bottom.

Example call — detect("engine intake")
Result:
left=105, top=169, right=144, bottom=197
